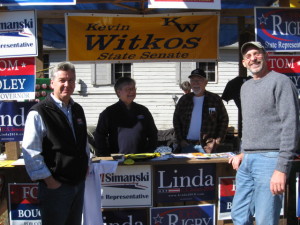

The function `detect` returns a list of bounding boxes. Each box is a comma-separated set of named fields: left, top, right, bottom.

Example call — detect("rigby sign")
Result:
left=255, top=7, right=300, bottom=52
left=150, top=205, right=215, bottom=225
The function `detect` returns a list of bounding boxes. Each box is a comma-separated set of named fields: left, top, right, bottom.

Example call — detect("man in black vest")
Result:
left=22, top=62, right=89, bottom=225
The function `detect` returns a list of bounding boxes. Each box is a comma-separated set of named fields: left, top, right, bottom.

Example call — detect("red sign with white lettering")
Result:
left=0, top=57, right=35, bottom=100
left=268, top=55, right=300, bottom=73
left=8, top=183, right=41, bottom=224
left=0, top=57, right=35, bottom=76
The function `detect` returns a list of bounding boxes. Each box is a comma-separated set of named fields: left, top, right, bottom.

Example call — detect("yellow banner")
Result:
left=290, top=0, right=300, bottom=8
left=66, top=13, right=219, bottom=62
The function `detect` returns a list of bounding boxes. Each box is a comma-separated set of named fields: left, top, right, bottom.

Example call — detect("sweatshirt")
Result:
left=241, top=71, right=299, bottom=173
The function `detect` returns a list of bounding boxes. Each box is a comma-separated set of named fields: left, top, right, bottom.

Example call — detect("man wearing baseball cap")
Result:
left=229, top=42, right=299, bottom=225
left=173, top=68, right=229, bottom=153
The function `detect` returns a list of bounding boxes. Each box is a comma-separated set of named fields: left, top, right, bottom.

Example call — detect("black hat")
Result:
left=188, top=69, right=206, bottom=79
left=241, top=41, right=265, bottom=55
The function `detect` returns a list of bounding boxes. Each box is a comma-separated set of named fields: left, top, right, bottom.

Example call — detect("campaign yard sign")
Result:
left=8, top=183, right=41, bottom=225
left=0, top=101, right=36, bottom=142
left=0, top=11, right=37, bottom=58
left=153, top=163, right=216, bottom=203
left=150, top=204, right=215, bottom=225
left=255, top=7, right=300, bottom=52
left=66, top=12, right=219, bottom=62
left=218, top=176, right=284, bottom=220
left=0, top=57, right=36, bottom=100
left=101, top=165, right=152, bottom=208
left=267, top=55, right=300, bottom=95
left=103, top=209, right=148, bottom=225
left=218, top=177, right=235, bottom=220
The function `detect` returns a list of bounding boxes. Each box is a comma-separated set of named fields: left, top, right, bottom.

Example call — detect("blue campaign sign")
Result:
left=103, top=209, right=148, bottom=225
left=0, top=0, right=75, bottom=6
left=150, top=204, right=215, bottom=225
left=154, top=163, right=216, bottom=203
left=0, top=101, right=36, bottom=142
left=255, top=7, right=300, bottom=52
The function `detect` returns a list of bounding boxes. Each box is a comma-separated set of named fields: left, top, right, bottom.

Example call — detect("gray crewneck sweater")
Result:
left=241, top=71, right=299, bottom=173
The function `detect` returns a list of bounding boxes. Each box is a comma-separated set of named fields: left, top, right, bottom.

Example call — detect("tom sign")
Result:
left=0, top=57, right=36, bottom=100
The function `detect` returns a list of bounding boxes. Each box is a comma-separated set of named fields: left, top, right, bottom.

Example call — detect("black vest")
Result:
left=31, top=95, right=88, bottom=185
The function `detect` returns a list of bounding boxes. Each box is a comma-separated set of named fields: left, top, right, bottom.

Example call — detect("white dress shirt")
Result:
left=22, top=94, right=90, bottom=181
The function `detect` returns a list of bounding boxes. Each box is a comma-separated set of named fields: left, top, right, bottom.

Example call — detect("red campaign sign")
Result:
left=9, top=183, right=39, bottom=204
left=267, top=55, right=300, bottom=73
left=0, top=57, right=35, bottom=76
left=220, top=177, right=235, bottom=197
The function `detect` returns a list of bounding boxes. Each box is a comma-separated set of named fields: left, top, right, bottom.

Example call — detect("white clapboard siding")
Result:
left=47, top=46, right=240, bottom=131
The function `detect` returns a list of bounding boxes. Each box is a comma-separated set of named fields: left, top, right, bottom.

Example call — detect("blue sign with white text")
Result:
left=150, top=205, right=215, bottom=225
left=0, top=101, right=36, bottom=142
left=103, top=209, right=148, bottom=225
left=255, top=7, right=300, bottom=52
left=154, top=163, right=216, bottom=203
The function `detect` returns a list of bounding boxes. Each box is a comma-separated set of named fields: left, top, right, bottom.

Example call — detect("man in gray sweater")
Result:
left=229, top=41, right=299, bottom=225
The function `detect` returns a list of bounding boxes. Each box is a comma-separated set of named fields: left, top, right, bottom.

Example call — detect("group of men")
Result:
left=22, top=41, right=299, bottom=225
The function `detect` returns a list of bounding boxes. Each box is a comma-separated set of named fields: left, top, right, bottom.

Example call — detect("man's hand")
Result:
left=203, top=138, right=220, bottom=153
left=44, top=176, right=62, bottom=189
left=270, top=170, right=286, bottom=195
left=228, top=153, right=244, bottom=170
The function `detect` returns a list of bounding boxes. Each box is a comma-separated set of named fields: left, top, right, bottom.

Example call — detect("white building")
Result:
left=46, top=44, right=240, bottom=132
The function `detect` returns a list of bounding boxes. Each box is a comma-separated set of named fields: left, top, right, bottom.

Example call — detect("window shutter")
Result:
left=180, top=62, right=196, bottom=83
left=93, top=63, right=112, bottom=85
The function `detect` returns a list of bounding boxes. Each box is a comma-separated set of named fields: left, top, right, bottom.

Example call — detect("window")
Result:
left=197, top=62, right=216, bottom=82
left=112, top=63, right=132, bottom=83
left=94, top=63, right=132, bottom=85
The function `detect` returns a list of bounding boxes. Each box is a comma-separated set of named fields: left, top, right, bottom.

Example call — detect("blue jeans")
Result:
left=38, top=181, right=85, bottom=225
left=231, top=152, right=283, bottom=225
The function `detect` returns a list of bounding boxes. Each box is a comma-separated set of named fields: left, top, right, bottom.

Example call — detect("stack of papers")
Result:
left=195, top=152, right=236, bottom=159
left=172, top=152, right=235, bottom=159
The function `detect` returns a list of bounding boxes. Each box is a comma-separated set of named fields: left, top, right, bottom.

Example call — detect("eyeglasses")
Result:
left=243, top=52, right=264, bottom=61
